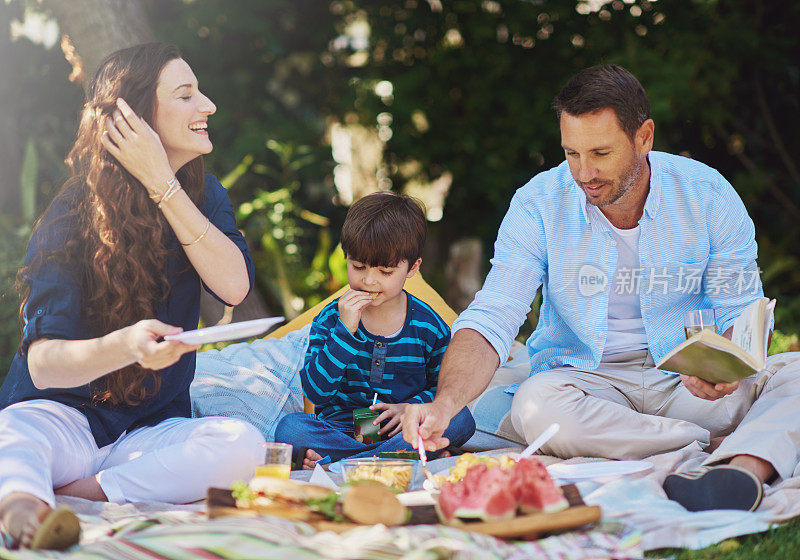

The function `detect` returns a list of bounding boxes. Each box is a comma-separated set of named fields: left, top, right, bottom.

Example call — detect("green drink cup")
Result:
left=353, top=407, right=384, bottom=444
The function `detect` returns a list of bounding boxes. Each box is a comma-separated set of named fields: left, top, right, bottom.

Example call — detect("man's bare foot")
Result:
left=55, top=476, right=108, bottom=501
left=0, top=492, right=51, bottom=549
left=705, top=436, right=726, bottom=454
left=730, top=454, right=776, bottom=484
left=302, top=448, right=329, bottom=470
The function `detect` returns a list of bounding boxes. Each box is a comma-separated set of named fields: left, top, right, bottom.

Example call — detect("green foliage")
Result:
left=0, top=219, right=30, bottom=382
left=328, top=245, right=349, bottom=288
left=649, top=518, right=800, bottom=560
left=1, top=0, right=798, bottom=359
left=19, top=139, right=38, bottom=223
left=337, top=0, right=800, bottom=334
left=769, top=330, right=799, bottom=356
left=233, top=140, right=339, bottom=318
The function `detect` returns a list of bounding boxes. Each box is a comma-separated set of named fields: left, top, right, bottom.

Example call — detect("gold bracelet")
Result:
left=181, top=218, right=211, bottom=247
left=157, top=177, right=182, bottom=209
left=150, top=177, right=179, bottom=205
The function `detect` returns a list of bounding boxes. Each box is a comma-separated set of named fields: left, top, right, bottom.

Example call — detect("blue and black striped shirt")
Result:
left=302, top=291, right=450, bottom=423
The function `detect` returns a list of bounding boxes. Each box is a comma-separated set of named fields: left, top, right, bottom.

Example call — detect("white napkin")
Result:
left=309, top=464, right=339, bottom=489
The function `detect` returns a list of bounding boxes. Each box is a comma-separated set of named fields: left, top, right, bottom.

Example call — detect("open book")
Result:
left=656, top=298, right=776, bottom=384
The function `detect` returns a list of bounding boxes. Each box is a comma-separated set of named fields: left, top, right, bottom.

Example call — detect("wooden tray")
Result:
left=206, top=484, right=601, bottom=540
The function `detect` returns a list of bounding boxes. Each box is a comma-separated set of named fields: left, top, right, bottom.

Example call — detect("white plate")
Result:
left=546, top=460, right=653, bottom=482
left=164, top=317, right=284, bottom=345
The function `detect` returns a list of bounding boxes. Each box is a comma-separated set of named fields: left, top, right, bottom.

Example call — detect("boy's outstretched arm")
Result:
left=402, top=328, right=500, bottom=450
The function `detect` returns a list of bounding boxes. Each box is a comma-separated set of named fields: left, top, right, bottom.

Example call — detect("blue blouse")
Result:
left=0, top=174, right=255, bottom=447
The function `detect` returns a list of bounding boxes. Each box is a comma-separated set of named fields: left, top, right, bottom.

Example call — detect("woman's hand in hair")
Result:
left=124, top=319, right=200, bottom=371
left=101, top=98, right=174, bottom=194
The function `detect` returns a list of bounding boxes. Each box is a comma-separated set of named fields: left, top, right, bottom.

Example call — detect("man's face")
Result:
left=560, top=108, right=648, bottom=208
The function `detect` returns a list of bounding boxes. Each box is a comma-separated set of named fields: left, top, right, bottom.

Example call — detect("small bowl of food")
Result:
left=340, top=458, right=418, bottom=492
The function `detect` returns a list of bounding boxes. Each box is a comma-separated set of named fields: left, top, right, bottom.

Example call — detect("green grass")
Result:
left=647, top=518, right=800, bottom=559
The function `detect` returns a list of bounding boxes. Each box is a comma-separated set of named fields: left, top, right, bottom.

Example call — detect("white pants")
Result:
left=510, top=351, right=800, bottom=479
left=0, top=400, right=266, bottom=506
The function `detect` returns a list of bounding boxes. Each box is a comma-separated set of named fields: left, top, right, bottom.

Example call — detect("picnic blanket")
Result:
left=186, top=332, right=800, bottom=552
left=4, top=330, right=800, bottom=557
left=0, top=494, right=643, bottom=560
left=5, top=441, right=800, bottom=558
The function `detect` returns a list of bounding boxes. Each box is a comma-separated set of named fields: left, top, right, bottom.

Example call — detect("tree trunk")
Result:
left=40, top=0, right=154, bottom=86
left=445, top=237, right=483, bottom=314
left=0, top=3, right=21, bottom=215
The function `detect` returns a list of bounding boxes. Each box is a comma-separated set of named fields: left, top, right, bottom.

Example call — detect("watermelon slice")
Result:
left=436, top=457, right=568, bottom=522
left=436, top=464, right=517, bottom=522
left=511, top=458, right=569, bottom=513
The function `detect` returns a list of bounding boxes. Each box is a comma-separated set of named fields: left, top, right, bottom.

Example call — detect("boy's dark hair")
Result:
left=552, top=64, right=650, bottom=138
left=340, top=192, right=426, bottom=268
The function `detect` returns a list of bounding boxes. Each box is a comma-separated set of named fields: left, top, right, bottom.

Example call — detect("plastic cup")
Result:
left=353, top=407, right=385, bottom=444
left=683, top=309, right=717, bottom=339
left=256, top=442, right=292, bottom=478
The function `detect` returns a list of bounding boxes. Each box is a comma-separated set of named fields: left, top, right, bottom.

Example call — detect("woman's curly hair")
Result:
left=19, top=43, right=206, bottom=407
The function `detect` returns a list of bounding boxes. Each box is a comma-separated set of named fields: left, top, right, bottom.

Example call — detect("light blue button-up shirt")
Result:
left=453, top=151, right=767, bottom=374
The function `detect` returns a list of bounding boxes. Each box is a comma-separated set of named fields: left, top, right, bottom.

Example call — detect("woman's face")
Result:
left=152, top=58, right=216, bottom=171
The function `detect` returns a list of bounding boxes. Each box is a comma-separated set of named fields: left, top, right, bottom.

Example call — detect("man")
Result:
left=402, top=64, right=800, bottom=512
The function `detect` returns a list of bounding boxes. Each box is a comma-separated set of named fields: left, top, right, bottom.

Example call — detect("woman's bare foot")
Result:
left=0, top=492, right=51, bottom=549
left=55, top=476, right=107, bottom=501
left=302, top=448, right=329, bottom=470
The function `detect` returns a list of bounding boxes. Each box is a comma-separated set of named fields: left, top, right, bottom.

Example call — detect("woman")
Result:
left=0, top=43, right=265, bottom=550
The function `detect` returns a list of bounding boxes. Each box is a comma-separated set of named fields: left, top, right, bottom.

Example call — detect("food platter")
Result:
left=207, top=483, right=600, bottom=540
left=439, top=484, right=601, bottom=539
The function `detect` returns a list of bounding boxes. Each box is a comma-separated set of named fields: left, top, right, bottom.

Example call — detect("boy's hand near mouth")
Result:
left=338, top=288, right=375, bottom=333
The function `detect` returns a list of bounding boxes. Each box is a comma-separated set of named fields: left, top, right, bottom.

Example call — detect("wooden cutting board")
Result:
left=206, top=484, right=601, bottom=540
left=439, top=484, right=601, bottom=539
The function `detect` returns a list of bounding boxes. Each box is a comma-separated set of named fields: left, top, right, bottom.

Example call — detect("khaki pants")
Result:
left=510, top=351, right=800, bottom=479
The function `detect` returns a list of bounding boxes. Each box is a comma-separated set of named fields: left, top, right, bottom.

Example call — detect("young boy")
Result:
left=274, top=192, right=475, bottom=469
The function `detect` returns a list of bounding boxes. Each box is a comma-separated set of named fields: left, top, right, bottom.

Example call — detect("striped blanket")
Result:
left=1, top=509, right=643, bottom=560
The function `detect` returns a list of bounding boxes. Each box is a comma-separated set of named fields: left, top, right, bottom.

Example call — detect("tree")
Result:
left=0, top=2, right=22, bottom=215
left=334, top=0, right=800, bottom=331
left=5, top=0, right=272, bottom=325
left=39, top=0, right=154, bottom=86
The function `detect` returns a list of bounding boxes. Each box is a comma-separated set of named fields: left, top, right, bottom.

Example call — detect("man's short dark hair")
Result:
left=552, top=64, right=650, bottom=137
left=340, top=192, right=426, bottom=268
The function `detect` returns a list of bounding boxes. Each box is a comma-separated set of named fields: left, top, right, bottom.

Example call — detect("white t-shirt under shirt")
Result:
left=596, top=209, right=649, bottom=357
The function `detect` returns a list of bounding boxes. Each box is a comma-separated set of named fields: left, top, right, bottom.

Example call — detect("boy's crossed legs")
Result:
left=275, top=407, right=475, bottom=469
